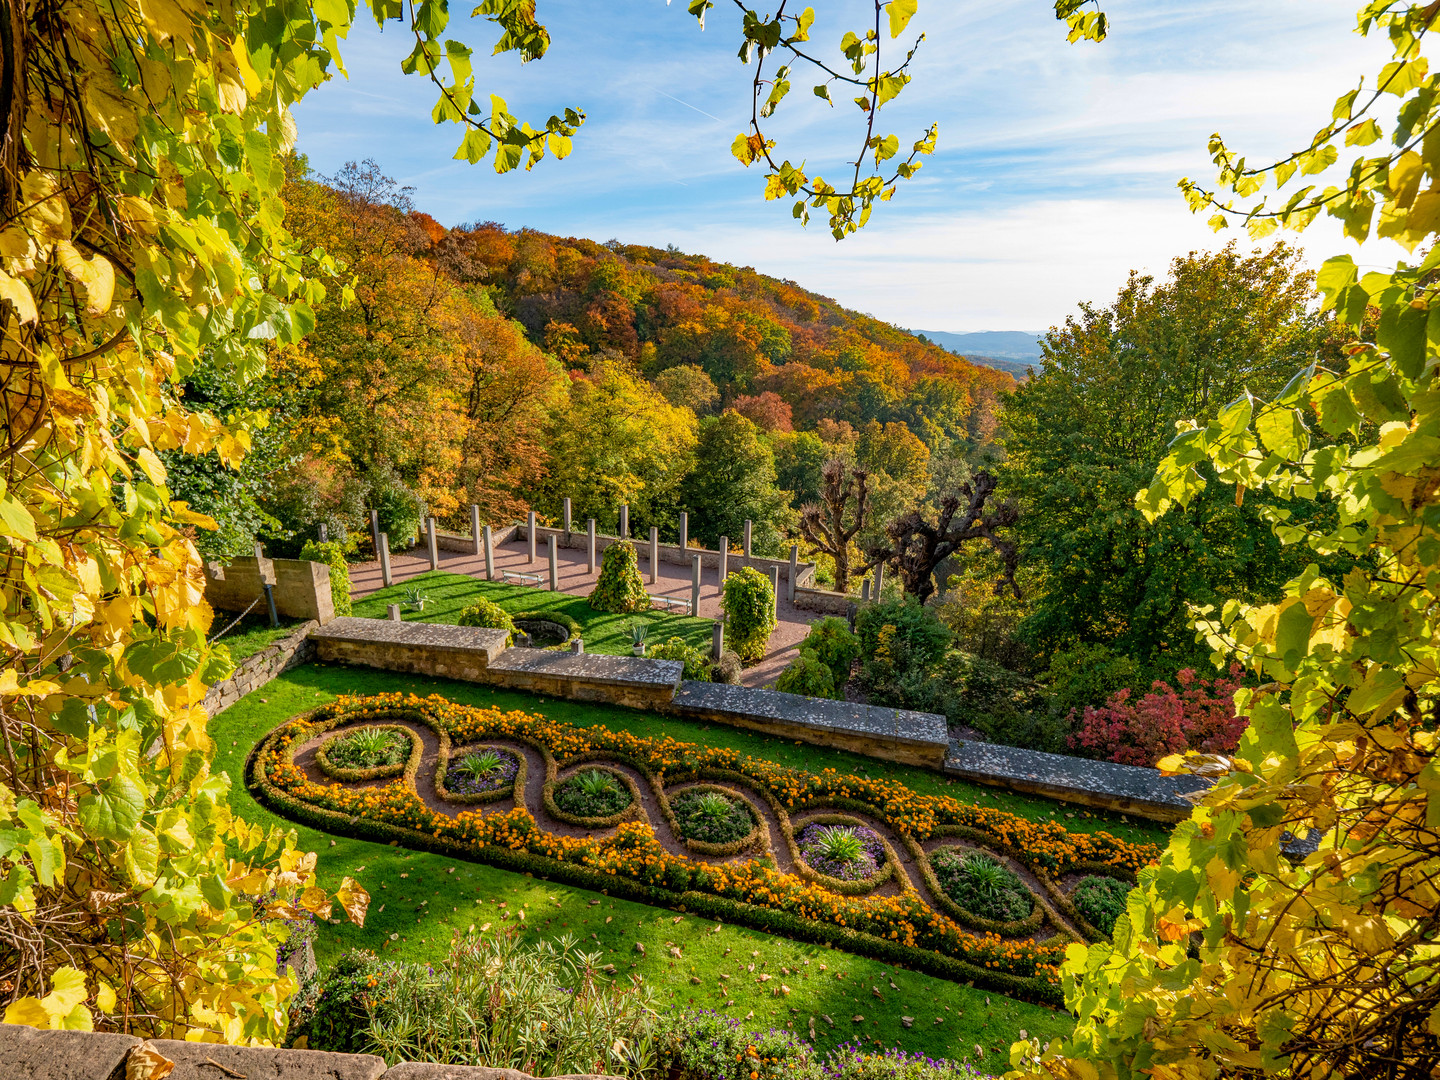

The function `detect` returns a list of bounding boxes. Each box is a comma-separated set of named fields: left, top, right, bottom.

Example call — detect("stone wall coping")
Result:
left=668, top=680, right=948, bottom=748
left=944, top=738, right=1210, bottom=822
left=0, top=1025, right=627, bottom=1080
left=312, top=617, right=509, bottom=659
left=488, top=647, right=683, bottom=690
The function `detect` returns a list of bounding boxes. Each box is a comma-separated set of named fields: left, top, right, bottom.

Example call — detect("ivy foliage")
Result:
left=588, top=542, right=650, bottom=614
left=299, top=540, right=353, bottom=617
left=457, top=598, right=517, bottom=646
left=721, top=567, right=777, bottom=664
left=1010, top=5, right=1440, bottom=1078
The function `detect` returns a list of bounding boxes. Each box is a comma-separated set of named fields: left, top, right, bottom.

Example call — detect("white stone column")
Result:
left=483, top=525, right=494, bottom=581
left=527, top=510, right=537, bottom=564
left=563, top=497, right=572, bottom=534
left=426, top=517, right=439, bottom=571
left=379, top=533, right=393, bottom=587
left=587, top=519, right=597, bottom=573
left=691, top=554, right=701, bottom=617
left=743, top=519, right=752, bottom=563
left=649, top=526, right=659, bottom=585
left=470, top=504, right=481, bottom=555
left=788, top=544, right=798, bottom=604
left=718, top=536, right=728, bottom=587
left=712, top=621, right=724, bottom=661
left=678, top=511, right=688, bottom=553
left=770, top=565, right=780, bottom=617
left=619, top=504, right=629, bottom=539
left=548, top=535, right=559, bottom=590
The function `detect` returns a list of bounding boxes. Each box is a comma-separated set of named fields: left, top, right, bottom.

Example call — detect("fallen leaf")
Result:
left=901, top=1017, right=914, bottom=1029
left=126, top=1043, right=175, bottom=1080
left=635, top=942, right=646, bottom=955
left=852, top=1015, right=864, bottom=1023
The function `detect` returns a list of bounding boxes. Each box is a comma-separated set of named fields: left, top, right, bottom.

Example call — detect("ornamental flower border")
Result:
left=247, top=693, right=1162, bottom=1005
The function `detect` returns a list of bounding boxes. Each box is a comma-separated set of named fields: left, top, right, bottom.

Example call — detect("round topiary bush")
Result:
left=457, top=597, right=516, bottom=645
left=721, top=566, right=776, bottom=665
left=587, top=541, right=649, bottom=613
left=646, top=636, right=711, bottom=680
left=710, top=649, right=743, bottom=684
left=775, top=648, right=838, bottom=699
left=930, top=849, right=1034, bottom=923
left=671, top=789, right=754, bottom=845
left=1072, top=874, right=1131, bottom=936
left=554, top=768, right=633, bottom=817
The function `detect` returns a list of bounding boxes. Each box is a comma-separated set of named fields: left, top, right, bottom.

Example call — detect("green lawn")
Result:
left=212, top=612, right=303, bottom=662
left=352, top=571, right=713, bottom=657
left=211, top=664, right=1169, bottom=1063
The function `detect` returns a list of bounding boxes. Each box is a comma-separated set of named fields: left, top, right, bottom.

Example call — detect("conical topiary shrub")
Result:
left=721, top=565, right=776, bottom=664
left=588, top=540, right=650, bottom=613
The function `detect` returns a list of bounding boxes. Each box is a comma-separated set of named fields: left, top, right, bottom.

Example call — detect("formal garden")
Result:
left=211, top=661, right=1170, bottom=1068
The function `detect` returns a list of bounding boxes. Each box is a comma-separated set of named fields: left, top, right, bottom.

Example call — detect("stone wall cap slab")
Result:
left=313, top=617, right=509, bottom=657
left=944, top=739, right=1209, bottom=811
left=0, top=1022, right=140, bottom=1080
left=147, top=1038, right=387, bottom=1080
left=670, top=682, right=948, bottom=747
left=487, top=648, right=682, bottom=689
left=383, top=1065, right=624, bottom=1080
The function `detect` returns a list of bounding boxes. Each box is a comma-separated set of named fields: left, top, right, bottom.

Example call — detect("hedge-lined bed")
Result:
left=249, top=692, right=1162, bottom=1006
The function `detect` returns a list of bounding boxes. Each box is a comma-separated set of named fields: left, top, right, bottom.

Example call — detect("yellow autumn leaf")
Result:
left=127, top=1042, right=175, bottom=1080
left=96, top=981, right=117, bottom=1013
left=0, top=269, right=38, bottom=324
left=337, top=876, right=370, bottom=927
left=54, top=240, right=115, bottom=313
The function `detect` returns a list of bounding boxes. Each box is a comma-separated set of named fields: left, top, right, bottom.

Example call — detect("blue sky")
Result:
left=292, top=1, right=1398, bottom=331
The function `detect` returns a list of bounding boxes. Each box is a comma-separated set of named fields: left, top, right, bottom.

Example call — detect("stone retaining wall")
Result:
left=205, top=556, right=336, bottom=623
left=0, top=1022, right=621, bottom=1080
left=203, top=621, right=319, bottom=716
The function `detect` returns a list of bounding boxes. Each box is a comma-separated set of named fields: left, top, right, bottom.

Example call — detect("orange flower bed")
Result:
left=256, top=693, right=1163, bottom=992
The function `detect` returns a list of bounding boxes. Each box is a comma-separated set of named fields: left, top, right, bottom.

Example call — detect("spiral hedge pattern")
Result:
left=247, top=692, right=1158, bottom=1004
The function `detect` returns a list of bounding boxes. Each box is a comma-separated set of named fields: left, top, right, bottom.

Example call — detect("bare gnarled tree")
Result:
left=868, top=470, right=1019, bottom=606
left=798, top=460, right=876, bottom=595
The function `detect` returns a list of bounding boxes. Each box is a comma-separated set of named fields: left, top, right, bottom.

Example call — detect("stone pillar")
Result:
left=370, top=509, right=381, bottom=557
left=619, top=504, right=629, bottom=539
left=770, top=565, right=780, bottom=617
left=648, top=526, right=659, bottom=585
left=563, top=497, right=572, bottom=534
left=743, top=519, right=752, bottom=562
left=587, top=519, right=597, bottom=573
left=318, top=522, right=328, bottom=543
left=527, top=510, right=537, bottom=564
left=691, top=554, right=702, bottom=617
left=718, top=536, right=728, bottom=586
left=861, top=577, right=871, bottom=602
left=386, top=603, right=402, bottom=622
left=379, top=533, right=393, bottom=587
left=874, top=560, right=885, bottom=598
left=470, top=504, right=482, bottom=555
left=712, top=621, right=724, bottom=661
left=570, top=638, right=585, bottom=654
left=548, top=534, right=559, bottom=590
left=483, top=525, right=494, bottom=581
left=426, top=517, right=439, bottom=571
left=678, top=511, right=688, bottom=553
left=788, top=544, right=798, bottom=604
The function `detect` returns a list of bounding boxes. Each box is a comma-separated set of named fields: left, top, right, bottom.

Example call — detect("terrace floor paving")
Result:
left=348, top=538, right=826, bottom=688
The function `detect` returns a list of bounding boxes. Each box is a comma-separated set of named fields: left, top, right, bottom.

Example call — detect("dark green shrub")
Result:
left=930, top=849, right=1033, bottom=922
left=671, top=789, right=753, bottom=845
left=588, top=541, right=649, bottom=613
left=720, top=566, right=776, bottom=664
left=1073, top=874, right=1131, bottom=936
left=924, top=649, right=1067, bottom=750
left=367, top=463, right=425, bottom=548
left=710, top=649, right=743, bottom=684
left=1045, top=642, right=1146, bottom=720
left=325, top=727, right=407, bottom=770
left=855, top=597, right=950, bottom=697
left=803, top=616, right=860, bottom=688
left=554, top=768, right=631, bottom=817
left=299, top=539, right=352, bottom=616
left=457, top=597, right=515, bottom=645
left=775, top=649, right=838, bottom=699
left=288, top=949, right=392, bottom=1053
left=646, top=636, right=711, bottom=680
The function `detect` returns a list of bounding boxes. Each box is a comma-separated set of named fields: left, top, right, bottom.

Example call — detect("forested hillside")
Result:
left=176, top=160, right=1011, bottom=567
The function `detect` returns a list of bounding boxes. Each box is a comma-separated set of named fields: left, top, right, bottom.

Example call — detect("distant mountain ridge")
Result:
left=909, top=330, right=1044, bottom=379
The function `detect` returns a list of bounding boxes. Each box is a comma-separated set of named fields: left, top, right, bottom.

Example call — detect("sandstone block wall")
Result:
left=0, top=1023, right=623, bottom=1080
left=204, top=556, right=335, bottom=624
left=203, top=621, right=319, bottom=716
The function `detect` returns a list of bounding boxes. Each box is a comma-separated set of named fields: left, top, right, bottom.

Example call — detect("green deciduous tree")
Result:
left=1011, top=5, right=1440, bottom=1078
left=1000, top=243, right=1335, bottom=666
left=680, top=411, right=789, bottom=555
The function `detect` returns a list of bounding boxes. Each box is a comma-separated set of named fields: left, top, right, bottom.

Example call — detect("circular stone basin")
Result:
left=554, top=767, right=632, bottom=817
left=671, top=789, right=755, bottom=845
left=514, top=618, right=572, bottom=646
left=445, top=747, right=520, bottom=796
left=795, top=822, right=885, bottom=881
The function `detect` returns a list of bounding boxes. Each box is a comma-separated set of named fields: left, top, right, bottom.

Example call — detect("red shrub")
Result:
left=1068, top=665, right=1248, bottom=767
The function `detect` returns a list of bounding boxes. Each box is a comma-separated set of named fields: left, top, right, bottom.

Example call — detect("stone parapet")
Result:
left=205, top=556, right=335, bottom=624
left=665, top=681, right=949, bottom=768
left=0, top=1024, right=624, bottom=1080
left=943, top=739, right=1210, bottom=822
left=311, top=617, right=509, bottom=682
